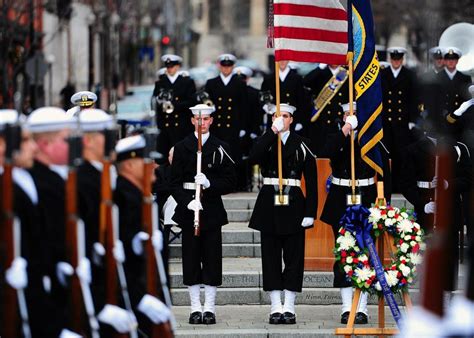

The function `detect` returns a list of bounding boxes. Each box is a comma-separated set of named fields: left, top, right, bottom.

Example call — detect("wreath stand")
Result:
left=335, top=182, right=413, bottom=337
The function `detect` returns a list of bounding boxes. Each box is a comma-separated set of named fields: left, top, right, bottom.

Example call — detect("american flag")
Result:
left=271, top=0, right=348, bottom=64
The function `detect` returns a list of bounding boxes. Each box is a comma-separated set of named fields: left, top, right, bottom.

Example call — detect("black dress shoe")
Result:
left=202, top=311, right=216, bottom=325
left=355, top=312, right=368, bottom=324
left=269, top=312, right=283, bottom=324
left=282, top=312, right=296, bottom=324
left=341, top=311, right=350, bottom=324
left=188, top=311, right=202, bottom=324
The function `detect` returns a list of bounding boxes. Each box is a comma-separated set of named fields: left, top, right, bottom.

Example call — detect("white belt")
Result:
left=331, top=177, right=375, bottom=187
left=263, top=177, right=301, bottom=187
left=417, top=181, right=435, bottom=189
left=183, top=182, right=197, bottom=190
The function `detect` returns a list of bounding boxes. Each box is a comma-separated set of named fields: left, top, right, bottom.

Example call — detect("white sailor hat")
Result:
left=443, top=47, right=462, bottom=59
left=161, top=54, right=183, bottom=67
left=379, top=61, right=390, bottom=69
left=79, top=108, right=114, bottom=132
left=27, top=107, right=74, bottom=133
left=0, top=109, right=19, bottom=132
left=233, top=66, right=253, bottom=78
left=115, top=134, right=146, bottom=162
left=429, top=46, right=444, bottom=59
left=190, top=104, right=215, bottom=116
left=70, top=91, right=97, bottom=107
left=387, top=47, right=407, bottom=58
left=269, top=103, right=296, bottom=115
left=218, top=54, right=237, bottom=66
left=341, top=102, right=357, bottom=113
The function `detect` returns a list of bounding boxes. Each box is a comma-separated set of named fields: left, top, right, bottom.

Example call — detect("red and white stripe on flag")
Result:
left=273, top=0, right=348, bottom=64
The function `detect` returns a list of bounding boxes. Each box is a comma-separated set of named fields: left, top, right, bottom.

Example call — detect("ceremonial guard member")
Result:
left=152, top=54, right=197, bottom=161
left=27, top=107, right=78, bottom=336
left=319, top=103, right=391, bottom=325
left=248, top=104, right=317, bottom=325
left=204, top=54, right=247, bottom=190
left=170, top=104, right=236, bottom=325
left=66, top=90, right=98, bottom=117
left=303, top=64, right=349, bottom=156
left=381, top=47, right=418, bottom=192
left=114, top=134, right=171, bottom=333
left=261, top=61, right=308, bottom=134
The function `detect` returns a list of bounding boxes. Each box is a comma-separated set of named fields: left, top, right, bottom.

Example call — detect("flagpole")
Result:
left=348, top=52, right=356, bottom=203
left=275, top=61, right=284, bottom=203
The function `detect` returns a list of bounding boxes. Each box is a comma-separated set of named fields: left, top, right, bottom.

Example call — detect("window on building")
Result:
left=209, top=1, right=221, bottom=30
left=235, top=0, right=250, bottom=29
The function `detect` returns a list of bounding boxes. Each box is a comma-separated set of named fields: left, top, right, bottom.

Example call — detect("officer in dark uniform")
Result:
left=303, top=64, right=348, bottom=156
left=152, top=54, right=197, bottom=162
left=437, top=47, right=472, bottom=121
left=381, top=47, right=419, bottom=192
left=27, top=107, right=77, bottom=336
left=248, top=103, right=317, bottom=325
left=319, top=103, right=391, bottom=325
left=114, top=134, right=171, bottom=333
left=261, top=61, right=308, bottom=135
left=170, top=104, right=236, bottom=325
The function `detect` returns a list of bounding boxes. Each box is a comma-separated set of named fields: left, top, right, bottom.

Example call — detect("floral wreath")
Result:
left=334, top=205, right=426, bottom=295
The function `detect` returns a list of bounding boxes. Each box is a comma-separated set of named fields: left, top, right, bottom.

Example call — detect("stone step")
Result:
left=173, top=304, right=398, bottom=337
left=169, top=224, right=260, bottom=245
left=227, top=209, right=253, bottom=222
left=169, top=243, right=261, bottom=258
left=222, top=192, right=257, bottom=210
left=171, top=286, right=420, bottom=306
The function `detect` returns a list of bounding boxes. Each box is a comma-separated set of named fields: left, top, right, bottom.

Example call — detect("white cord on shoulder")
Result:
left=219, top=145, right=235, bottom=164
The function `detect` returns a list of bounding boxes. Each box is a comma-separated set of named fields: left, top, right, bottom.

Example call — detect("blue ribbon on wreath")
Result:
left=340, top=204, right=402, bottom=328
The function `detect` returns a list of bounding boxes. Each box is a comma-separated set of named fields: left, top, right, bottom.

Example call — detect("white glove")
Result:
left=263, top=103, right=275, bottom=115
left=453, top=99, right=474, bottom=117
left=272, top=116, right=284, bottom=132
left=76, top=257, right=91, bottom=284
left=294, top=123, right=303, bottom=131
left=250, top=133, right=258, bottom=139
left=59, top=329, right=82, bottom=338
left=132, top=231, right=150, bottom=256
left=346, top=115, right=358, bottom=130
left=187, top=199, right=203, bottom=212
left=195, top=172, right=210, bottom=189
left=92, top=242, right=105, bottom=266
left=239, top=129, right=246, bottom=138
left=424, top=201, right=436, bottom=214
left=431, top=176, right=449, bottom=190
left=6, top=257, right=28, bottom=290
left=137, top=294, right=172, bottom=324
left=301, top=217, right=314, bottom=228
left=98, top=304, right=137, bottom=333
left=408, top=122, right=416, bottom=130
left=113, top=240, right=126, bottom=263
left=152, top=230, right=163, bottom=252
left=56, top=261, right=74, bottom=287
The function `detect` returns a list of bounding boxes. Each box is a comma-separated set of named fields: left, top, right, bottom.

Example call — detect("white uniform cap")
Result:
left=443, top=47, right=462, bottom=58
left=218, top=54, right=237, bottom=65
left=27, top=107, right=74, bottom=133
left=70, top=91, right=98, bottom=107
left=429, top=46, right=444, bottom=57
left=115, top=134, right=146, bottom=162
left=0, top=109, right=19, bottom=131
left=379, top=61, right=390, bottom=69
left=79, top=109, right=115, bottom=132
left=341, top=102, right=357, bottom=113
left=161, top=54, right=183, bottom=65
left=387, top=47, right=407, bottom=55
left=233, top=66, right=253, bottom=78
left=190, top=104, right=215, bottom=115
left=65, top=106, right=80, bottom=118
left=269, top=103, right=296, bottom=115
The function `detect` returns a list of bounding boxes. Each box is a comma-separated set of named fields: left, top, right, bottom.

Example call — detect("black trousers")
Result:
left=260, top=230, right=305, bottom=292
left=181, top=226, right=222, bottom=286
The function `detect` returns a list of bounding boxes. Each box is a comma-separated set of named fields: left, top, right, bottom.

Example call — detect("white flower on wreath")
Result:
left=355, top=267, right=372, bottom=281
left=359, top=254, right=369, bottom=263
left=401, top=211, right=409, bottom=219
left=397, top=219, right=414, bottom=234
left=344, top=265, right=352, bottom=273
left=384, top=218, right=394, bottom=226
left=374, top=281, right=382, bottom=291
left=346, top=256, right=353, bottom=264
left=404, top=235, right=411, bottom=241
left=387, top=209, right=395, bottom=218
left=369, top=208, right=382, bottom=224
left=385, top=270, right=399, bottom=287
left=336, top=233, right=356, bottom=250
left=399, top=264, right=411, bottom=277
left=400, top=242, right=410, bottom=253
left=408, top=252, right=423, bottom=265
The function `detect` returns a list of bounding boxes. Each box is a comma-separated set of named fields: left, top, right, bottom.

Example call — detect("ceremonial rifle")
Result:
left=142, top=121, right=174, bottom=337
left=194, top=108, right=203, bottom=236
left=1, top=122, right=31, bottom=338
left=100, top=125, right=137, bottom=337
